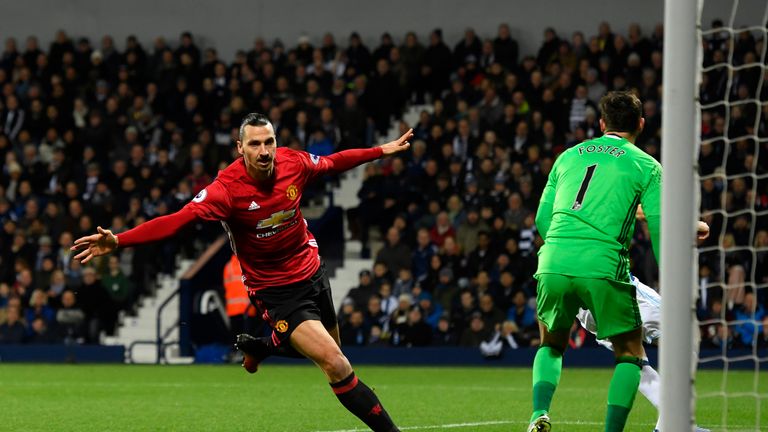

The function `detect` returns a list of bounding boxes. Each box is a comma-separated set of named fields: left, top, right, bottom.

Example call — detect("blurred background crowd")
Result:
left=0, top=20, right=766, bottom=350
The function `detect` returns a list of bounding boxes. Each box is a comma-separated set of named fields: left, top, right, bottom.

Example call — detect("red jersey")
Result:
left=115, top=146, right=383, bottom=292
left=116, top=146, right=382, bottom=290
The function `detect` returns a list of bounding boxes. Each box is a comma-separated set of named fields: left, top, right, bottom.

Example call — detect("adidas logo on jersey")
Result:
left=248, top=201, right=260, bottom=211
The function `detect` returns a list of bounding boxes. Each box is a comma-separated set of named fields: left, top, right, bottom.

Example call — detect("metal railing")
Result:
left=126, top=287, right=180, bottom=364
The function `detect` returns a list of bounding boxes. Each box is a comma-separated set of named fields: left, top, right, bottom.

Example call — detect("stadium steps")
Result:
left=104, top=259, right=195, bottom=364
left=329, top=258, right=374, bottom=309
left=328, top=105, right=430, bottom=303
left=104, top=105, right=435, bottom=358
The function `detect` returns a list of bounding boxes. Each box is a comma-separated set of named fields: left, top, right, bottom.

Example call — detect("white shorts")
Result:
left=576, top=276, right=661, bottom=350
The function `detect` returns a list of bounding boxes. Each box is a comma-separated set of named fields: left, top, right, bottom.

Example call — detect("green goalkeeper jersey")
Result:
left=535, top=133, right=661, bottom=281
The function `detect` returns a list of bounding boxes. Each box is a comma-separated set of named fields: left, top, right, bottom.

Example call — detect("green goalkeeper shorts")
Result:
left=535, top=273, right=642, bottom=340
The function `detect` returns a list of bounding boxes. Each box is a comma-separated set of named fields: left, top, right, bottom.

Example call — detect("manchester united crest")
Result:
left=275, top=320, right=289, bottom=333
left=286, top=184, right=298, bottom=200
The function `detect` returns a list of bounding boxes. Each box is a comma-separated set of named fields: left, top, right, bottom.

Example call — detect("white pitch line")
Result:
left=313, top=420, right=516, bottom=432
left=313, top=419, right=651, bottom=432
left=314, top=420, right=760, bottom=432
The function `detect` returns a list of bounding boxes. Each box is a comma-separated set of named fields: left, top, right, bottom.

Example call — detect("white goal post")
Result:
left=660, top=0, right=699, bottom=430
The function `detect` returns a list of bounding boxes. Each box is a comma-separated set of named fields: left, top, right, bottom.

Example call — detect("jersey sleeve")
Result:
left=640, top=161, right=662, bottom=262
left=535, top=159, right=559, bottom=239
left=117, top=206, right=199, bottom=248
left=183, top=180, right=232, bottom=221
left=299, top=147, right=384, bottom=182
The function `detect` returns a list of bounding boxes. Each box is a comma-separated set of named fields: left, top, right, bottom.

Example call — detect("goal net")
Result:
left=694, top=0, right=768, bottom=430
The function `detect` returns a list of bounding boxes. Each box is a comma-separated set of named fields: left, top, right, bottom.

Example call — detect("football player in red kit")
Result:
left=72, top=113, right=411, bottom=432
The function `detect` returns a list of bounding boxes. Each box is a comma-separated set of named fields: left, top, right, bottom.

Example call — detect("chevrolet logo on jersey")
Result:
left=256, top=209, right=297, bottom=229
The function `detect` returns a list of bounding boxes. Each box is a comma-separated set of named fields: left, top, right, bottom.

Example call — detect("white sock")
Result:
left=639, top=363, right=662, bottom=430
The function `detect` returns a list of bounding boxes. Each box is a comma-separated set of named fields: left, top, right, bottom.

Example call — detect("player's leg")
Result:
left=235, top=299, right=304, bottom=373
left=637, top=360, right=663, bottom=431
left=631, top=278, right=663, bottom=430
left=583, top=277, right=645, bottom=432
left=529, top=322, right=569, bottom=431
left=581, top=295, right=663, bottom=429
left=315, top=273, right=342, bottom=347
left=529, top=274, right=581, bottom=431
left=326, top=322, right=342, bottom=346
left=606, top=328, right=645, bottom=432
left=291, top=319, right=399, bottom=432
left=237, top=266, right=335, bottom=369
left=632, top=278, right=710, bottom=432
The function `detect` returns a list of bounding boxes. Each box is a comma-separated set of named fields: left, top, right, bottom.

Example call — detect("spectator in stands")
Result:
left=392, top=305, right=432, bottom=347
left=507, top=290, right=538, bottom=346
left=27, top=316, right=56, bottom=344
left=0, top=304, right=26, bottom=343
left=25, top=289, right=55, bottom=333
left=433, top=267, right=459, bottom=311
left=439, top=236, right=465, bottom=280
left=13, top=269, right=34, bottom=304
left=732, top=292, right=766, bottom=348
left=392, top=268, right=415, bottom=297
left=451, top=289, right=478, bottom=335
left=411, top=228, right=437, bottom=283
left=432, top=315, right=458, bottom=346
left=417, top=291, right=443, bottom=329
left=56, top=289, right=85, bottom=344
left=368, top=59, right=403, bottom=135
left=336, top=295, right=355, bottom=323
left=0, top=283, right=10, bottom=309
left=372, top=262, right=392, bottom=289
left=340, top=309, right=368, bottom=346
left=77, top=266, right=108, bottom=341
left=465, top=231, right=496, bottom=277
left=389, top=293, right=413, bottom=335
left=480, top=320, right=521, bottom=358
left=379, top=284, right=402, bottom=316
left=455, top=208, right=488, bottom=255
left=493, top=24, right=519, bottom=70
left=100, top=256, right=133, bottom=332
left=364, top=294, right=390, bottom=337
left=459, top=312, right=492, bottom=347
left=478, top=293, right=505, bottom=330
left=700, top=299, right=731, bottom=349
left=376, top=227, right=412, bottom=276
left=347, top=270, right=375, bottom=310
left=2, top=94, right=25, bottom=141
left=421, top=29, right=452, bottom=102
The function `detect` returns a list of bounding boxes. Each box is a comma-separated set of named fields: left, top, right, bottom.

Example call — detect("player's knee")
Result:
left=319, top=350, right=351, bottom=380
left=540, top=331, right=569, bottom=353
left=609, top=329, right=644, bottom=358
left=615, top=355, right=645, bottom=368
left=540, top=342, right=565, bottom=356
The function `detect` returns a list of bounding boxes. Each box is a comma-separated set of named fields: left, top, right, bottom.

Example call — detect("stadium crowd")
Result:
left=0, top=22, right=766, bottom=351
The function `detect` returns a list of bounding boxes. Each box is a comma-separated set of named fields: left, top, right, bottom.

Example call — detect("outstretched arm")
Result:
left=71, top=206, right=199, bottom=263
left=307, top=129, right=414, bottom=177
left=535, top=158, right=559, bottom=240
left=637, top=204, right=709, bottom=240
left=640, top=164, right=662, bottom=262
left=535, top=185, right=555, bottom=240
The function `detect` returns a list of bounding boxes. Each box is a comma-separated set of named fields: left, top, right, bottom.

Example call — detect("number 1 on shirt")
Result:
left=572, top=164, right=597, bottom=210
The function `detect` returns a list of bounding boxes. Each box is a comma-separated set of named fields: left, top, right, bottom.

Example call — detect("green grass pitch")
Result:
left=1, top=364, right=765, bottom=431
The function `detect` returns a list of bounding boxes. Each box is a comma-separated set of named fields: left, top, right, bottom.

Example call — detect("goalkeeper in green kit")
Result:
left=528, top=91, right=661, bottom=432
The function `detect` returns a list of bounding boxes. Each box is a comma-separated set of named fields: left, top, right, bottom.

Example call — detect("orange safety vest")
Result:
left=223, top=255, right=254, bottom=317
